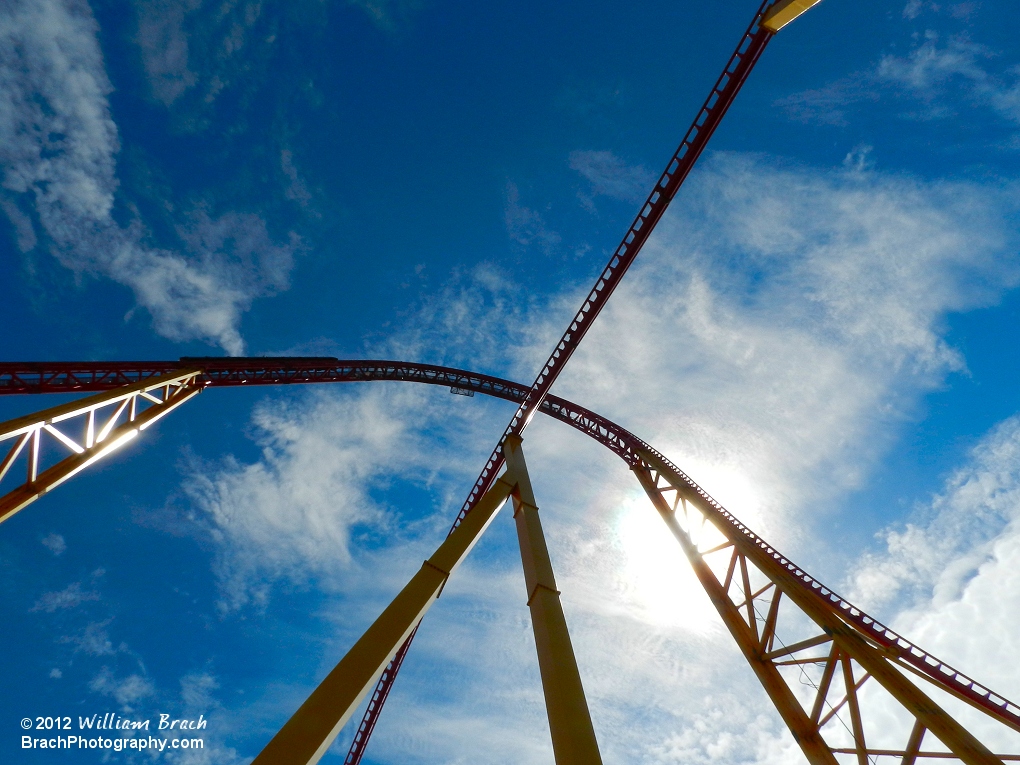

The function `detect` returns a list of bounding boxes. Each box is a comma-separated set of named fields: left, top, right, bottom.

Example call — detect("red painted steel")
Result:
left=0, top=357, right=633, bottom=462
left=4, top=0, right=1000, bottom=755
left=5, top=355, right=1018, bottom=732
left=343, top=626, right=418, bottom=765
left=451, top=0, right=777, bottom=534
left=0, top=5, right=781, bottom=756
left=201, top=9, right=773, bottom=752
left=0, top=361, right=182, bottom=393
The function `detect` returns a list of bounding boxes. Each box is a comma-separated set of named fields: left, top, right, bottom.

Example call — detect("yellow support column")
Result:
left=761, top=0, right=825, bottom=32
left=253, top=475, right=515, bottom=765
left=503, top=435, right=603, bottom=765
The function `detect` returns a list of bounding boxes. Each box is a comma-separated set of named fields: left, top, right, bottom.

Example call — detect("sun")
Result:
left=613, top=494, right=717, bottom=632
left=612, top=463, right=767, bottom=632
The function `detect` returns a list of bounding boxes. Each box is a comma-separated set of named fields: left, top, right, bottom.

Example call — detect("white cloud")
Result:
left=92, top=666, right=245, bottom=764
left=346, top=0, right=424, bottom=33
left=281, top=149, right=314, bottom=210
left=504, top=181, right=562, bottom=255
left=903, top=0, right=924, bottom=19
left=168, top=672, right=250, bottom=764
left=849, top=415, right=1020, bottom=615
left=135, top=0, right=199, bottom=106
left=569, top=149, right=653, bottom=205
left=134, top=0, right=271, bottom=111
left=90, top=667, right=155, bottom=711
left=180, top=672, right=219, bottom=710
left=31, top=581, right=100, bottom=612
left=179, top=153, right=1020, bottom=762
left=551, top=153, right=1019, bottom=552
left=61, top=620, right=117, bottom=656
left=181, top=383, right=502, bottom=611
left=848, top=416, right=1020, bottom=722
left=0, top=0, right=298, bottom=354
left=877, top=33, right=1020, bottom=124
left=843, top=416, right=1020, bottom=750
left=0, top=197, right=37, bottom=251
left=776, top=71, right=882, bottom=127
left=41, top=533, right=67, bottom=556
left=780, top=30, right=1020, bottom=128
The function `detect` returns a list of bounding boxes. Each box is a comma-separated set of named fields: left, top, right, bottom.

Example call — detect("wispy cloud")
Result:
left=903, top=1, right=981, bottom=22
left=877, top=33, right=1020, bottom=124
left=135, top=0, right=199, bottom=106
left=90, top=667, right=155, bottom=711
left=346, top=0, right=425, bottom=33
left=504, top=181, right=562, bottom=255
left=849, top=414, right=1020, bottom=617
left=174, top=152, right=1020, bottom=761
left=551, top=153, right=1020, bottom=549
left=60, top=619, right=119, bottom=656
left=30, top=581, right=99, bottom=613
left=0, top=0, right=298, bottom=354
left=179, top=383, right=500, bottom=611
left=845, top=415, right=1020, bottom=749
left=569, top=149, right=654, bottom=206
left=779, top=30, right=1020, bottom=129
left=776, top=72, right=881, bottom=127
left=134, top=0, right=270, bottom=110
left=280, top=149, right=314, bottom=211
left=41, top=533, right=67, bottom=556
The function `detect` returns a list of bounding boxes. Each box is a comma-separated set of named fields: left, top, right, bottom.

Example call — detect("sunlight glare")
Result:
left=614, top=463, right=766, bottom=633
left=614, top=495, right=716, bottom=632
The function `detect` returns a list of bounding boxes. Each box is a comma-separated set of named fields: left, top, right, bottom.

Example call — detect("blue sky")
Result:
left=4, top=0, right=1020, bottom=762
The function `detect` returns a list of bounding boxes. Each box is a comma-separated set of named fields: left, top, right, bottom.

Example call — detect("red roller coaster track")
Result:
left=7, top=0, right=1016, bottom=760
left=2, top=354, right=1020, bottom=743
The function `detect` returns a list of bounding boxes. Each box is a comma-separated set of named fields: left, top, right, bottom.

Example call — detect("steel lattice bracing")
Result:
left=3, top=358, right=1020, bottom=761
left=248, top=3, right=784, bottom=752
left=632, top=448, right=1020, bottom=764
left=0, top=369, right=204, bottom=525
left=0, top=357, right=661, bottom=474
left=0, top=2, right=799, bottom=756
left=10, top=0, right=1005, bottom=758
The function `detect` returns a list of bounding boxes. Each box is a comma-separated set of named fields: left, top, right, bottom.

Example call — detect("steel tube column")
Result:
left=504, top=435, right=603, bottom=765
left=252, top=476, right=515, bottom=765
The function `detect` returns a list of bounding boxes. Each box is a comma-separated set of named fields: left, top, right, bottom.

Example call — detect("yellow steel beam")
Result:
left=636, top=448, right=1005, bottom=765
left=503, top=435, right=603, bottom=765
left=0, top=370, right=203, bottom=526
left=761, top=0, right=824, bottom=32
left=0, top=369, right=201, bottom=443
left=632, top=464, right=838, bottom=765
left=252, top=475, right=515, bottom=765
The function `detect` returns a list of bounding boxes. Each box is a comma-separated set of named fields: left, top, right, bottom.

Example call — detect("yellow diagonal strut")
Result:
left=0, top=369, right=203, bottom=526
left=634, top=447, right=1005, bottom=765
left=631, top=461, right=837, bottom=765
left=251, top=474, right=515, bottom=765
left=504, top=435, right=603, bottom=765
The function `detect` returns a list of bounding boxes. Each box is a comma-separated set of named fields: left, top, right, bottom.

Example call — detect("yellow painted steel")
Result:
left=0, top=370, right=203, bottom=526
left=636, top=447, right=1005, bottom=765
left=632, top=464, right=838, bottom=765
left=0, top=369, right=201, bottom=443
left=503, top=435, right=603, bottom=765
left=251, top=475, right=515, bottom=765
left=761, top=0, right=824, bottom=32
